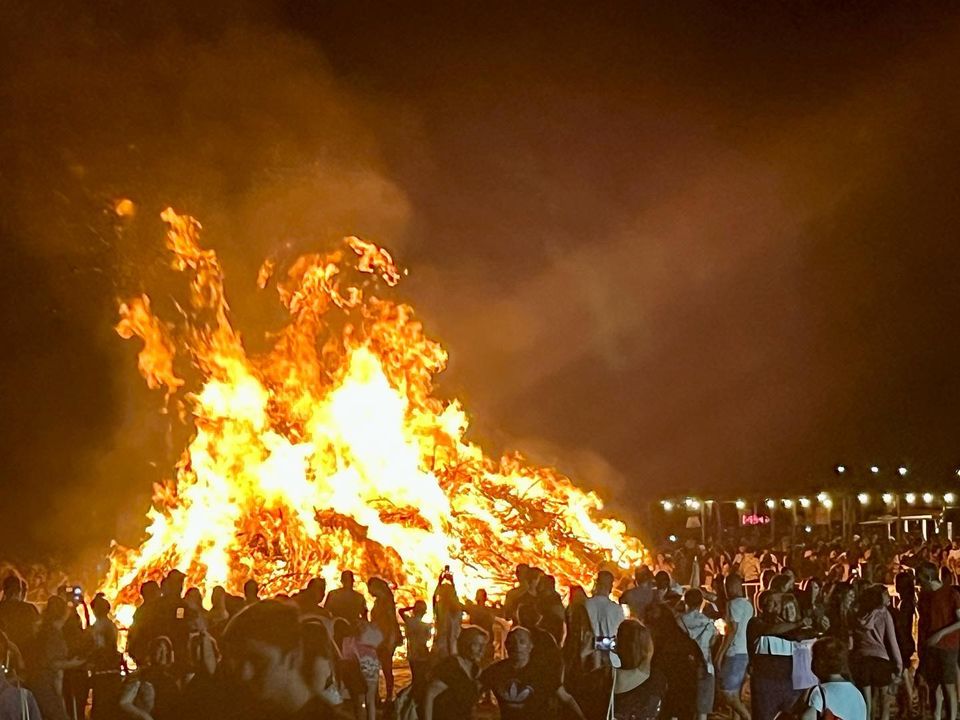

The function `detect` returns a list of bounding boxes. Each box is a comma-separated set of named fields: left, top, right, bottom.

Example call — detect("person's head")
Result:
left=412, top=600, right=427, bottom=618
left=91, top=593, right=110, bottom=619
left=527, top=568, right=543, bottom=593
left=367, top=577, right=391, bottom=602
left=211, top=585, right=227, bottom=608
left=161, top=570, right=185, bottom=599
left=300, top=619, right=340, bottom=696
left=811, top=637, right=849, bottom=681
left=595, top=570, right=614, bottom=597
left=184, top=587, right=203, bottom=609
left=770, top=574, right=793, bottom=594
left=305, top=578, right=326, bottom=604
left=475, top=588, right=488, bottom=605
left=780, top=594, right=800, bottom=623
left=654, top=571, right=670, bottom=592
left=517, top=602, right=542, bottom=629
left=140, top=580, right=161, bottom=603
left=243, top=579, right=260, bottom=602
left=515, top=564, right=530, bottom=585
left=42, top=595, right=70, bottom=627
left=2, top=574, right=24, bottom=601
left=635, top=566, right=653, bottom=586
left=568, top=585, right=587, bottom=606
left=148, top=636, right=174, bottom=667
left=222, top=600, right=309, bottom=711
left=724, top=573, right=745, bottom=599
left=541, top=575, right=557, bottom=594
left=917, top=561, right=940, bottom=590
left=616, top=618, right=654, bottom=670
left=858, top=585, right=887, bottom=615
left=895, top=570, right=916, bottom=602
left=339, top=570, right=354, bottom=590
left=683, top=588, right=703, bottom=612
left=505, top=627, right=533, bottom=666
left=758, top=590, right=781, bottom=619
left=456, top=625, right=489, bottom=665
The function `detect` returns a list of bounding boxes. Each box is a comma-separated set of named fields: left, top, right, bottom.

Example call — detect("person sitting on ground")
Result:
left=422, top=625, right=489, bottom=720
left=802, top=637, right=866, bottom=720
left=324, top=572, right=367, bottom=629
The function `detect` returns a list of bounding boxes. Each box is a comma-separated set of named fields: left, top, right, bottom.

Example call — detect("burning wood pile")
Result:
left=99, top=207, right=646, bottom=624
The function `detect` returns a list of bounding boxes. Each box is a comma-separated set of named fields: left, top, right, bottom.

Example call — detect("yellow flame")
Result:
left=100, top=209, right=646, bottom=617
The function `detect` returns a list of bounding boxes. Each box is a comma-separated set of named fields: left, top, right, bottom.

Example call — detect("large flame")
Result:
left=101, top=208, right=645, bottom=623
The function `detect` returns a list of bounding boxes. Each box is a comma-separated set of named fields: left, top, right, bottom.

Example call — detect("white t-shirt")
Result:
left=725, top=596, right=754, bottom=656
left=585, top=595, right=625, bottom=639
left=807, top=682, right=867, bottom=720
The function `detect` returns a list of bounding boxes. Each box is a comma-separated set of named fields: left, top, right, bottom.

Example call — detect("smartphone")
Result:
left=176, top=607, right=185, bottom=620
left=595, top=636, right=615, bottom=652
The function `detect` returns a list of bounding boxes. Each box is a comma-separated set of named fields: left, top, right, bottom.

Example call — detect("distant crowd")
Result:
left=1, top=532, right=960, bottom=720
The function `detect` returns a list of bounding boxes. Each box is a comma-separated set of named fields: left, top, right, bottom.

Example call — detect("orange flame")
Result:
left=101, top=209, right=645, bottom=622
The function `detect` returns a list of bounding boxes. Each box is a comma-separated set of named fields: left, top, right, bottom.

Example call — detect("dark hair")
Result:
left=858, top=585, right=886, bottom=616
left=769, top=574, right=792, bottom=593
left=2, top=574, right=22, bottom=596
left=505, top=626, right=532, bottom=653
left=517, top=602, right=542, bottom=628
left=456, top=625, right=489, bottom=657
left=222, top=600, right=301, bottom=655
left=683, top=588, right=703, bottom=609
left=42, top=595, right=68, bottom=624
left=616, top=618, right=653, bottom=670
left=724, top=573, right=744, bottom=598
left=811, top=636, right=849, bottom=680
left=917, top=561, right=939, bottom=583
left=895, top=571, right=916, bottom=606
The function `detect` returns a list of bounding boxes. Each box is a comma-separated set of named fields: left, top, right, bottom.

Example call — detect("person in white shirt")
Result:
left=584, top=570, right=624, bottom=653
left=716, top=574, right=753, bottom=720
left=803, top=637, right=867, bottom=720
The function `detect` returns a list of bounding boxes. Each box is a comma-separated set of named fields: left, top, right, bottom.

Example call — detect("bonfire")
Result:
left=100, top=208, right=646, bottom=624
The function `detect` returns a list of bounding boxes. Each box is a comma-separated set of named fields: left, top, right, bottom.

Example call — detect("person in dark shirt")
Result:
left=324, top=572, right=367, bottom=629
left=220, top=600, right=342, bottom=720
left=482, top=627, right=560, bottom=720
left=581, top=619, right=666, bottom=720
left=128, top=580, right=162, bottom=665
left=423, top=625, right=488, bottom=720
left=0, top=575, right=39, bottom=658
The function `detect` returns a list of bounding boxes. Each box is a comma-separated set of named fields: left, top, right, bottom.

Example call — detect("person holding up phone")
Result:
left=584, top=570, right=624, bottom=665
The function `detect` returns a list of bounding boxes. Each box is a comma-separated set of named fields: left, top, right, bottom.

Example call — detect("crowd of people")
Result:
left=1, top=532, right=960, bottom=720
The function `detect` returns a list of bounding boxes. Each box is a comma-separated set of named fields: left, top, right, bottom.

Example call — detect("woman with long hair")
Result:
left=582, top=618, right=666, bottom=720
left=851, top=585, right=902, bottom=720
left=367, top=577, right=400, bottom=705
left=432, top=570, right=463, bottom=662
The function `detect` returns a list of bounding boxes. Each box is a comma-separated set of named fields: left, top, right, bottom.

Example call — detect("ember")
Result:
left=99, top=209, right=646, bottom=623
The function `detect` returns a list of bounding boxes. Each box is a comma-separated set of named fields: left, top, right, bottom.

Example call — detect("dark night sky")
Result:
left=3, top=1, right=960, bottom=562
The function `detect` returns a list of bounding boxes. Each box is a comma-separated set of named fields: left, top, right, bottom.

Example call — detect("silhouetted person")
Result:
left=0, top=574, right=39, bottom=659
left=128, top=580, right=161, bottom=665
left=324, top=571, right=367, bottom=628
